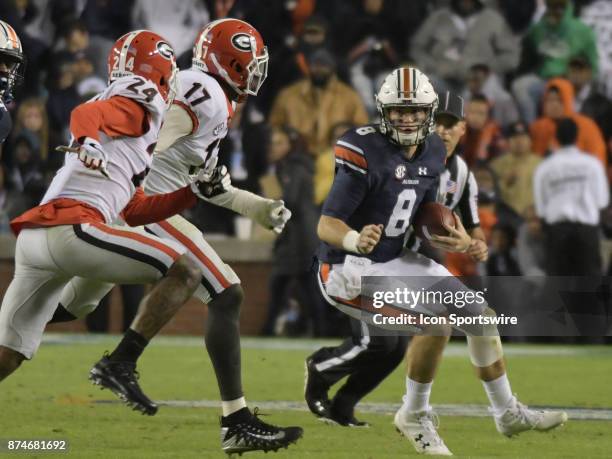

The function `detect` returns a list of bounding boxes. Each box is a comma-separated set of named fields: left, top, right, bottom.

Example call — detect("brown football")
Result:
left=413, top=202, right=456, bottom=241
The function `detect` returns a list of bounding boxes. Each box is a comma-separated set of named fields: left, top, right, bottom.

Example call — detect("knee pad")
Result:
left=467, top=308, right=503, bottom=367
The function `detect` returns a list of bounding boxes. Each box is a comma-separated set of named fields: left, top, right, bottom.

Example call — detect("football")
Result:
left=413, top=202, right=456, bottom=241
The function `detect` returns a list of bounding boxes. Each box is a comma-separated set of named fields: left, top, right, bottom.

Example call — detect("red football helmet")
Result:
left=108, top=30, right=178, bottom=108
left=192, top=19, right=268, bottom=100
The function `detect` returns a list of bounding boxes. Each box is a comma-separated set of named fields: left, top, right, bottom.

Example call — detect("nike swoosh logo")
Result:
left=248, top=432, right=286, bottom=441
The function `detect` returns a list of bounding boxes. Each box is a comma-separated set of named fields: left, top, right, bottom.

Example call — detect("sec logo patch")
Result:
left=395, top=164, right=406, bottom=180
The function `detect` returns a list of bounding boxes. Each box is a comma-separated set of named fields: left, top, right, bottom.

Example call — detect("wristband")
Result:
left=342, top=230, right=360, bottom=253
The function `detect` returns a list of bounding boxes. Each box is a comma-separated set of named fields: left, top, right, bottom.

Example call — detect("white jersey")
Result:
left=42, top=76, right=166, bottom=223
left=144, top=70, right=234, bottom=194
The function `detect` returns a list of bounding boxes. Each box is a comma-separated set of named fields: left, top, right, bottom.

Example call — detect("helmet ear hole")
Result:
left=160, top=76, right=166, bottom=86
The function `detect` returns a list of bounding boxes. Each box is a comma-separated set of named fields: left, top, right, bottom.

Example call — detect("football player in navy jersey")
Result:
left=306, top=67, right=567, bottom=455
left=0, top=20, right=25, bottom=144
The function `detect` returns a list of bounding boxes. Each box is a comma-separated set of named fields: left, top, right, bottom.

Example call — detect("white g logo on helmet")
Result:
left=376, top=67, right=438, bottom=146
left=231, top=33, right=253, bottom=51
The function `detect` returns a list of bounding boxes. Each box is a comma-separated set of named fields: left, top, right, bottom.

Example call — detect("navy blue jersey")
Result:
left=318, top=125, right=446, bottom=264
left=0, top=100, right=11, bottom=144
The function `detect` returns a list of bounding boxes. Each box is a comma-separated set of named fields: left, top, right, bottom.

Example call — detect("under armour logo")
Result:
left=414, top=434, right=431, bottom=448
left=418, top=167, right=428, bottom=175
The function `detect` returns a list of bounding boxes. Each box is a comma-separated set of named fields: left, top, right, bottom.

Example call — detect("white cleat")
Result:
left=494, top=397, right=568, bottom=437
left=394, top=408, right=453, bottom=456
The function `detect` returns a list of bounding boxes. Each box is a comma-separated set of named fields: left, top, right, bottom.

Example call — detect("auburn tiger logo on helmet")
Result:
left=107, top=30, right=178, bottom=108
left=0, top=20, right=26, bottom=100
left=192, top=19, right=268, bottom=101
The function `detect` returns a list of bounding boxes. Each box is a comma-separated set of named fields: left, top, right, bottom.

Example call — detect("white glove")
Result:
left=190, top=165, right=232, bottom=201
left=251, top=199, right=292, bottom=234
left=56, top=137, right=110, bottom=178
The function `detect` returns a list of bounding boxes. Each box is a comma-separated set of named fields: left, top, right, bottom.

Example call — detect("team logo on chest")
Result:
left=395, top=164, right=407, bottom=180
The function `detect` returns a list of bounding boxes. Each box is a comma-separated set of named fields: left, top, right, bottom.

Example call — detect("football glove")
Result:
left=56, top=137, right=110, bottom=178
left=191, top=165, right=232, bottom=201
left=250, top=199, right=292, bottom=234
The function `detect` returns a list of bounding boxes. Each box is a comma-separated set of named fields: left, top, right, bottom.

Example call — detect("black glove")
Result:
left=191, top=165, right=232, bottom=200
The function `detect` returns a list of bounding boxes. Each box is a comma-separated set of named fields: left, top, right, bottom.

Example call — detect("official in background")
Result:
left=534, top=117, right=609, bottom=276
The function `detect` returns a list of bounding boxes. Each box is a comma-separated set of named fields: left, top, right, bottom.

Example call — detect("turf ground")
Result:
left=1, top=334, right=611, bottom=458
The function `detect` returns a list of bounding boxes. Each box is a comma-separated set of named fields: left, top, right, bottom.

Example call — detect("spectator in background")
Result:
left=516, top=205, right=546, bottom=277
left=262, top=126, right=325, bottom=336
left=257, top=15, right=334, bottom=118
left=6, top=98, right=49, bottom=165
left=486, top=224, right=521, bottom=277
left=462, top=63, right=519, bottom=128
left=497, top=0, right=538, bottom=34
left=269, top=47, right=368, bottom=157
left=534, top=117, right=609, bottom=339
left=534, top=117, right=609, bottom=276
left=566, top=54, right=612, bottom=151
left=80, top=0, right=135, bottom=80
left=472, top=164, right=500, bottom=239
left=529, top=78, right=606, bottom=166
left=46, top=53, right=80, bottom=142
left=6, top=133, right=45, bottom=211
left=340, top=0, right=427, bottom=117
left=579, top=0, right=612, bottom=100
left=490, top=121, right=542, bottom=217
left=410, top=0, right=519, bottom=94
left=512, top=0, right=599, bottom=123
left=460, top=94, right=504, bottom=166
left=132, top=0, right=209, bottom=56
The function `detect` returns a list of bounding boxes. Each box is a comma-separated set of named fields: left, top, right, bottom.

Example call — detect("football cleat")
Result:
left=89, top=353, right=158, bottom=416
left=494, top=397, right=568, bottom=437
left=304, top=357, right=331, bottom=418
left=319, top=406, right=370, bottom=428
left=394, top=408, right=453, bottom=456
left=220, top=407, right=303, bottom=455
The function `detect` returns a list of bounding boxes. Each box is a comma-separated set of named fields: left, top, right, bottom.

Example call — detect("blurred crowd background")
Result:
left=1, top=0, right=611, bottom=338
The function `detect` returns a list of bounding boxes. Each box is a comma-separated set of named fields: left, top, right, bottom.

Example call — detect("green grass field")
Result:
left=1, top=334, right=611, bottom=458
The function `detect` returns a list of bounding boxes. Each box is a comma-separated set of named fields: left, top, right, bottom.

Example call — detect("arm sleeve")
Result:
left=70, top=96, right=148, bottom=143
left=457, top=171, right=480, bottom=229
left=321, top=166, right=368, bottom=220
left=154, top=103, right=194, bottom=153
left=121, top=186, right=198, bottom=226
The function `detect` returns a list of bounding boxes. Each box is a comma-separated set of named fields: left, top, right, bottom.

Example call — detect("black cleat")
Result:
left=304, top=357, right=331, bottom=418
left=319, top=406, right=370, bottom=428
left=220, top=407, right=303, bottom=455
left=89, top=353, right=158, bottom=416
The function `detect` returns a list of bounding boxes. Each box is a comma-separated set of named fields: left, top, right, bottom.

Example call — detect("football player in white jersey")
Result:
left=0, top=30, right=209, bottom=386
left=49, top=19, right=302, bottom=455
